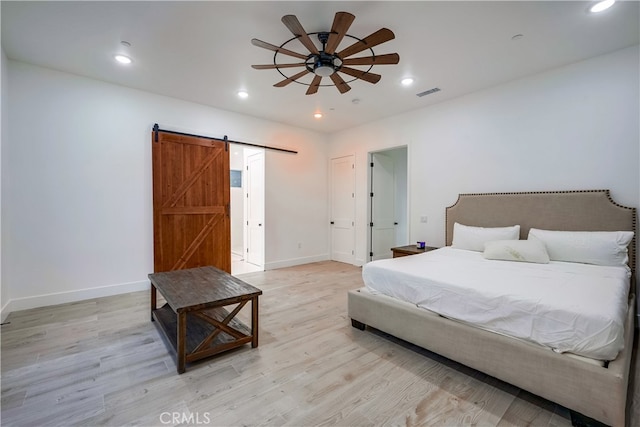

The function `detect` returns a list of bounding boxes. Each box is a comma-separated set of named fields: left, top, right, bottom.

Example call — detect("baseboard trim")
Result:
left=264, top=254, right=329, bottom=270
left=0, top=301, right=10, bottom=323
left=0, top=280, right=150, bottom=321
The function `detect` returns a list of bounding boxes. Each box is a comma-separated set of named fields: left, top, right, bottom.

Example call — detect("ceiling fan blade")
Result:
left=274, top=69, right=310, bottom=87
left=251, top=38, right=308, bottom=60
left=325, top=11, right=356, bottom=54
left=342, top=53, right=400, bottom=66
left=337, top=28, right=396, bottom=59
left=252, top=63, right=306, bottom=70
left=281, top=15, right=320, bottom=55
left=329, top=73, right=351, bottom=94
left=339, top=67, right=381, bottom=84
left=306, top=75, right=322, bottom=95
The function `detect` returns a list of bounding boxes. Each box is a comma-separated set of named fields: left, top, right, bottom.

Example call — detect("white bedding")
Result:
left=362, top=247, right=630, bottom=360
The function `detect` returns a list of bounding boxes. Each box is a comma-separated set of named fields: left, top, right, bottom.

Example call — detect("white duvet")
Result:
left=362, top=247, right=630, bottom=360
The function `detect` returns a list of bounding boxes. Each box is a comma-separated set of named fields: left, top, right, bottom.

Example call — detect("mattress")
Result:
left=362, top=247, right=630, bottom=360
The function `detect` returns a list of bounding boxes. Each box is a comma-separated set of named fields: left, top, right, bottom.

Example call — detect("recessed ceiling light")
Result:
left=237, top=90, right=249, bottom=99
left=401, top=78, right=414, bottom=86
left=114, top=54, right=132, bottom=65
left=511, top=34, right=524, bottom=41
left=589, top=0, right=615, bottom=13
left=314, top=113, right=323, bottom=119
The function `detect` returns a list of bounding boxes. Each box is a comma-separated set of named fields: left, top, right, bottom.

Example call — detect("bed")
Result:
left=348, top=190, right=636, bottom=426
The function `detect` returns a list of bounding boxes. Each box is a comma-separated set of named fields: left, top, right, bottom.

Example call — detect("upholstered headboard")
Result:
left=445, top=190, right=637, bottom=276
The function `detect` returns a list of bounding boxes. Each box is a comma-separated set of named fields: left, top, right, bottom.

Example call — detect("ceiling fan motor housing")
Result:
left=308, top=52, right=342, bottom=76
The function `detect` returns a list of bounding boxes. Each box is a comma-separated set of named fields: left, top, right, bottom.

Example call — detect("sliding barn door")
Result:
left=152, top=130, right=231, bottom=273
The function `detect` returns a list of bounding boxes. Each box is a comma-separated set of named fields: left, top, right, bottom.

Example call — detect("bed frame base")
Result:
left=351, top=318, right=366, bottom=330
left=348, top=288, right=634, bottom=427
left=570, top=410, right=610, bottom=427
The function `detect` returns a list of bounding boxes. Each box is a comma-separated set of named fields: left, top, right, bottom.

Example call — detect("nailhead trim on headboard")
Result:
left=445, top=189, right=637, bottom=277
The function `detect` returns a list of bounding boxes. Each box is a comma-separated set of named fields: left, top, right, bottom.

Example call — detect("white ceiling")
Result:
left=2, top=1, right=639, bottom=134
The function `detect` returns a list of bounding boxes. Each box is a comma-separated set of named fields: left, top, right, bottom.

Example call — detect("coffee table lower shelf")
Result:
left=152, top=303, right=253, bottom=372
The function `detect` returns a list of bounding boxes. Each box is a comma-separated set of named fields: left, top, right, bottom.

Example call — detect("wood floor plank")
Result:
left=1, top=260, right=638, bottom=426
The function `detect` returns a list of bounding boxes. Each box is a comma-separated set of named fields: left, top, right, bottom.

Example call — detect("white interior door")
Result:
left=330, top=155, right=355, bottom=264
left=371, top=153, right=396, bottom=261
left=229, top=145, right=244, bottom=257
left=246, top=151, right=264, bottom=267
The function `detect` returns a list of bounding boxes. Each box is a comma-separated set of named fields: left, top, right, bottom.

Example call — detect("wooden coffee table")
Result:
left=149, top=266, right=262, bottom=374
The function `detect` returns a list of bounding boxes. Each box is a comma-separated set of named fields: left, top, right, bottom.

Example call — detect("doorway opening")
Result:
left=230, top=144, right=264, bottom=275
left=368, top=146, right=408, bottom=261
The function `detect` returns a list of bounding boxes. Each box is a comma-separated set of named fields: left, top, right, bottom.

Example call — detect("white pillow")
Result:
left=483, top=239, right=550, bottom=264
left=528, top=228, right=634, bottom=267
left=451, top=223, right=521, bottom=252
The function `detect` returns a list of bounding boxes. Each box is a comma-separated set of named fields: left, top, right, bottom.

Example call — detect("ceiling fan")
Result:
left=251, top=11, right=400, bottom=95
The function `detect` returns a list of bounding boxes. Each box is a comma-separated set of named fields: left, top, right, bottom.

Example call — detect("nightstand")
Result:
left=391, top=245, right=438, bottom=258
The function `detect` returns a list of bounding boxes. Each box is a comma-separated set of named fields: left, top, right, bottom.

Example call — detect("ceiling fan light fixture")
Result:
left=401, top=77, right=414, bottom=86
left=237, top=90, right=249, bottom=99
left=310, top=54, right=339, bottom=77
left=314, top=64, right=335, bottom=77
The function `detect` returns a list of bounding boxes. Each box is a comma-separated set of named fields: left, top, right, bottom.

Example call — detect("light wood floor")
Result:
left=1, top=261, right=638, bottom=426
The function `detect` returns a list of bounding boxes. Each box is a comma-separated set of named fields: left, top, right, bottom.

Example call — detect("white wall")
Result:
left=4, top=45, right=638, bottom=319
left=329, top=46, right=640, bottom=267
left=265, top=133, right=329, bottom=269
left=2, top=60, right=329, bottom=317
left=1, top=48, right=7, bottom=320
